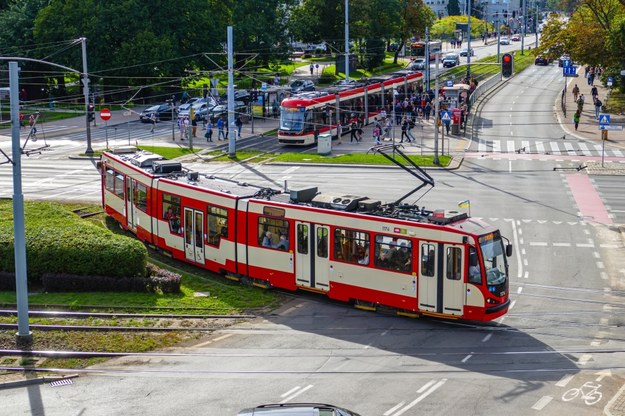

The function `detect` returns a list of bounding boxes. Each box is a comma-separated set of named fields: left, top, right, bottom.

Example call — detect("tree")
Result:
left=447, top=0, right=460, bottom=16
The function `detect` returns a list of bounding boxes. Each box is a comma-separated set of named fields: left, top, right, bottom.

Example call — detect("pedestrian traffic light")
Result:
left=502, top=53, right=513, bottom=78
left=87, top=104, right=95, bottom=122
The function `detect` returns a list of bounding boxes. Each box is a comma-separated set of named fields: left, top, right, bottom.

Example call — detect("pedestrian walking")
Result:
left=217, top=117, right=226, bottom=140
left=577, top=94, right=585, bottom=112
left=28, top=114, right=37, bottom=141
left=373, top=122, right=381, bottom=145
left=572, top=84, right=580, bottom=102
left=591, top=85, right=598, bottom=100
left=150, top=112, right=156, bottom=133
left=594, top=97, right=603, bottom=120
left=310, top=63, right=314, bottom=75
left=191, top=117, right=197, bottom=137
left=424, top=102, right=432, bottom=121
left=349, top=118, right=359, bottom=142
left=400, top=116, right=411, bottom=143
left=205, top=120, right=213, bottom=142
left=177, top=117, right=183, bottom=140
left=235, top=115, right=243, bottom=139
left=182, top=117, right=189, bottom=140
left=573, top=110, right=581, bottom=130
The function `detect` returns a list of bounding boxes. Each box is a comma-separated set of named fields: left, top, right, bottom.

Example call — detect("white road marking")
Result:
left=517, top=287, right=523, bottom=294
left=556, top=374, right=574, bottom=387
left=531, top=396, right=553, bottom=410
left=578, top=354, right=592, bottom=365
left=529, top=242, right=548, bottom=246
left=461, top=355, right=472, bottom=363
left=553, top=242, right=571, bottom=247
left=389, top=379, right=447, bottom=416
left=482, top=333, right=492, bottom=343
left=280, top=384, right=313, bottom=403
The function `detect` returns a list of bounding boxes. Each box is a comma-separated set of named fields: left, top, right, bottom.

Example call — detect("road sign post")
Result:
left=100, top=108, right=112, bottom=150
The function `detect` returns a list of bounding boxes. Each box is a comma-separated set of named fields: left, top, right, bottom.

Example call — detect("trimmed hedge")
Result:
left=0, top=201, right=148, bottom=283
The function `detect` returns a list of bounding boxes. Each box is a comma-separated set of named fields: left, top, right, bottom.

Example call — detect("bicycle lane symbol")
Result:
left=562, top=381, right=603, bottom=406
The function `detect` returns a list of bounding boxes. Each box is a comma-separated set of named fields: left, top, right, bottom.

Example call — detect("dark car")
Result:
left=139, top=103, right=176, bottom=122
left=238, top=403, right=361, bottom=416
left=220, top=90, right=251, bottom=105
left=442, top=53, right=460, bottom=68
left=209, top=101, right=247, bottom=123
left=289, top=79, right=315, bottom=93
left=459, top=48, right=474, bottom=57
left=534, top=55, right=550, bottom=66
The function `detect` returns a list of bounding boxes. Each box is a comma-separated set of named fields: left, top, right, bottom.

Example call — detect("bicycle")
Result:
left=562, top=381, right=603, bottom=405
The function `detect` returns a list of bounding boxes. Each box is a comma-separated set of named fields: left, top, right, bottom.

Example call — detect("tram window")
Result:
left=162, top=193, right=181, bottom=234
left=421, top=243, right=435, bottom=277
left=374, top=234, right=412, bottom=273
left=297, top=224, right=309, bottom=254
left=207, top=205, right=228, bottom=246
left=194, top=212, right=203, bottom=248
left=446, top=246, right=462, bottom=280
left=317, top=227, right=328, bottom=258
left=468, top=246, right=482, bottom=284
left=134, top=182, right=148, bottom=212
left=258, top=216, right=289, bottom=250
left=105, top=169, right=115, bottom=193
left=333, top=228, right=369, bottom=265
left=114, top=173, right=124, bottom=199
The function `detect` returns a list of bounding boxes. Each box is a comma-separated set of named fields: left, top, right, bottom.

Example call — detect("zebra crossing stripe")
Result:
left=49, top=378, right=73, bottom=387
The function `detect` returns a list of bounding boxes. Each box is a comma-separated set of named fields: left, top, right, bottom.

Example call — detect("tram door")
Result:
left=183, top=208, right=205, bottom=264
left=418, top=242, right=438, bottom=313
left=442, top=244, right=465, bottom=316
left=294, top=222, right=330, bottom=291
left=418, top=243, right=465, bottom=316
left=125, top=178, right=136, bottom=232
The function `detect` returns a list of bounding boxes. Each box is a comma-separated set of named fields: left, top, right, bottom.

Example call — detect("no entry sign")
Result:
left=100, top=108, right=111, bottom=121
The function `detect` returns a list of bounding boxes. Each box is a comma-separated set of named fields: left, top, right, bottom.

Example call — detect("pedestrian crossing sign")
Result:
left=441, top=111, right=451, bottom=122
left=599, top=114, right=610, bottom=125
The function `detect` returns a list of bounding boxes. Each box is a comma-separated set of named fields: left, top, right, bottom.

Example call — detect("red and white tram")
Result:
left=99, top=147, right=511, bottom=321
left=278, top=72, right=423, bottom=146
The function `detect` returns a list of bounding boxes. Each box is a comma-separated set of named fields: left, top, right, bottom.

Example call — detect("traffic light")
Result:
left=87, top=104, right=95, bottom=122
left=502, top=53, right=513, bottom=78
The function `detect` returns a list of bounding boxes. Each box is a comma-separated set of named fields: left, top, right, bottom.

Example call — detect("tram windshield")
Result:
left=478, top=231, right=508, bottom=286
left=280, top=107, right=305, bottom=132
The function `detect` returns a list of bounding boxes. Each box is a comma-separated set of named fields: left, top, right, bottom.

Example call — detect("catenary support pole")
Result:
left=10, top=61, right=32, bottom=346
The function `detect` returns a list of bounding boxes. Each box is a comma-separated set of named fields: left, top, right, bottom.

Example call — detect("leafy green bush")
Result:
left=0, top=201, right=148, bottom=282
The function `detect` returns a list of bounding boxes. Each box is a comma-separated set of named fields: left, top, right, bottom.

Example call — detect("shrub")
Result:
left=0, top=201, right=148, bottom=283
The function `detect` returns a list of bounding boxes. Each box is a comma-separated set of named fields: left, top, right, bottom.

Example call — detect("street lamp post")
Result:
left=81, top=37, right=93, bottom=155
left=345, top=0, right=350, bottom=82
left=433, top=53, right=440, bottom=165
left=466, top=0, right=472, bottom=80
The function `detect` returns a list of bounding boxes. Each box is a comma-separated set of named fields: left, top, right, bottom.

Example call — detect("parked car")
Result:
left=219, top=90, right=251, bottom=105
left=291, top=48, right=305, bottom=58
left=208, top=101, right=247, bottom=123
left=558, top=54, right=571, bottom=67
left=442, top=53, right=460, bottom=68
left=500, top=37, right=511, bottom=45
left=534, top=55, right=550, bottom=66
left=139, top=103, right=176, bottom=122
left=238, top=403, right=361, bottom=416
left=289, top=79, right=315, bottom=93
left=511, top=34, right=521, bottom=41
left=178, top=97, right=218, bottom=121
left=459, top=48, right=474, bottom=57
left=408, top=58, right=427, bottom=70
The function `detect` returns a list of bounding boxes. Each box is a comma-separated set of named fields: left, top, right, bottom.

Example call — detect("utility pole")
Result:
left=425, top=27, right=430, bottom=91
left=466, top=0, right=472, bottom=80
left=345, top=0, right=350, bottom=82
left=81, top=37, right=93, bottom=155
left=521, top=0, right=526, bottom=54
left=433, top=53, right=440, bottom=165
left=227, top=26, right=235, bottom=158
left=9, top=62, right=32, bottom=347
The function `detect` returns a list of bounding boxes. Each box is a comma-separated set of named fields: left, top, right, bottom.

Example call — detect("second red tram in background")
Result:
left=278, top=72, right=423, bottom=146
left=99, top=148, right=512, bottom=321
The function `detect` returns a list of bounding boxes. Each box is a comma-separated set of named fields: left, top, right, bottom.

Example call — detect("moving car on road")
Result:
left=408, top=58, right=427, bottom=70
left=442, top=53, right=460, bottom=68
left=459, top=48, right=474, bottom=57
left=289, top=79, right=315, bottom=93
left=208, top=101, right=247, bottom=123
left=500, top=37, right=511, bottom=45
left=511, top=34, right=521, bottom=41
left=534, top=55, right=550, bottom=65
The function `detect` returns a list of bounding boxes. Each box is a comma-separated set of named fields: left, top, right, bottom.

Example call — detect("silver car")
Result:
left=238, top=403, right=361, bottom=416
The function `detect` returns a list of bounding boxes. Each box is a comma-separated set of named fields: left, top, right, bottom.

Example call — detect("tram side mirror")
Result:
left=506, top=244, right=513, bottom=257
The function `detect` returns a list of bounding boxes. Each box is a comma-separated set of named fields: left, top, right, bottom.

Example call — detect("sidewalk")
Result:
left=556, top=67, right=625, bottom=148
